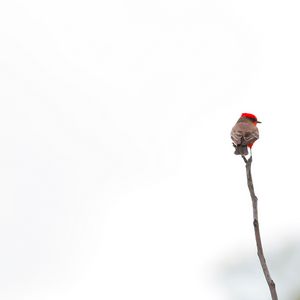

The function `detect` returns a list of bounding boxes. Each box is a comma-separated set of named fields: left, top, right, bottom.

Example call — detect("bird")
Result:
left=231, top=113, right=261, bottom=156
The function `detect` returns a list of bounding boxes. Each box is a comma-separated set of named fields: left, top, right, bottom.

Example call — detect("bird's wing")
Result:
left=243, top=126, right=259, bottom=144
left=231, top=128, right=243, bottom=145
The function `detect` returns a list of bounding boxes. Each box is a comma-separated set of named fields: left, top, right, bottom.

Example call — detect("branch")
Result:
left=244, top=156, right=278, bottom=300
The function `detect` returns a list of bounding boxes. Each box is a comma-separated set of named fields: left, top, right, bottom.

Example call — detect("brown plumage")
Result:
left=231, top=113, right=260, bottom=155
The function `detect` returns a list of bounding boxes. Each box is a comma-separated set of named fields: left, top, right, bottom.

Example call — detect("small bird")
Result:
left=231, top=113, right=261, bottom=155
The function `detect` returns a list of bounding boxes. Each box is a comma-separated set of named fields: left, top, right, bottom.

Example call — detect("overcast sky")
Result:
left=1, top=1, right=300, bottom=299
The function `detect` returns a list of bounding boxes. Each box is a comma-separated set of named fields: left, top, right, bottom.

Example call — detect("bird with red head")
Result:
left=231, top=113, right=261, bottom=155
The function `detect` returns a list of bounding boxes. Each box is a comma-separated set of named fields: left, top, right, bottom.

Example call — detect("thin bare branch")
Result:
left=244, top=156, right=278, bottom=300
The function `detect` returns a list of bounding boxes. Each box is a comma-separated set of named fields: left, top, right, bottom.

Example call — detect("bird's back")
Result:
left=231, top=118, right=259, bottom=146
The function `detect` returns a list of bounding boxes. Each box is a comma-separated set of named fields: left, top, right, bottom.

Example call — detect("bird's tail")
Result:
left=234, top=145, right=248, bottom=156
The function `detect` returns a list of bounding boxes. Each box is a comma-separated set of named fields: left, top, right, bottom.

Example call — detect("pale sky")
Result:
left=1, top=1, right=300, bottom=299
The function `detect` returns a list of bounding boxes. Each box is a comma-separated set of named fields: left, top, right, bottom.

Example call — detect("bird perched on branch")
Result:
left=231, top=113, right=261, bottom=155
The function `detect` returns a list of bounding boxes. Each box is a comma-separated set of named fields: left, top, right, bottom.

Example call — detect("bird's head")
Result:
left=241, top=113, right=261, bottom=125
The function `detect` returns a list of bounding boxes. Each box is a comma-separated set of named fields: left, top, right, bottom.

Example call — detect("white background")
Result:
left=1, top=1, right=300, bottom=299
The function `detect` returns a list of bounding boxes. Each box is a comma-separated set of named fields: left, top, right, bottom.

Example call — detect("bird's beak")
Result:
left=257, top=121, right=262, bottom=123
